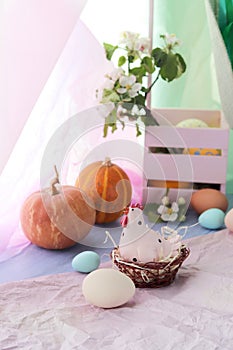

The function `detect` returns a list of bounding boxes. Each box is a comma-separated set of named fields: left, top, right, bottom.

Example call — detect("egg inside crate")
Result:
left=184, top=148, right=221, bottom=156
left=176, top=118, right=209, bottom=128
left=82, top=268, right=135, bottom=309
left=191, top=188, right=228, bottom=215
left=72, top=251, right=100, bottom=273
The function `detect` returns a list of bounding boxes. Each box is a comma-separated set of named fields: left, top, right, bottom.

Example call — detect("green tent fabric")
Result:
left=215, top=0, right=233, bottom=69
left=151, top=0, right=233, bottom=193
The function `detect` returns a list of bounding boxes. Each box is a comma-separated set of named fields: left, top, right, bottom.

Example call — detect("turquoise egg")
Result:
left=198, top=208, right=225, bottom=230
left=72, top=251, right=101, bottom=273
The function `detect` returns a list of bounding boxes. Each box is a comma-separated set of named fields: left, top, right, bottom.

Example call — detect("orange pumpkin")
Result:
left=75, top=157, right=132, bottom=224
left=20, top=168, right=96, bottom=249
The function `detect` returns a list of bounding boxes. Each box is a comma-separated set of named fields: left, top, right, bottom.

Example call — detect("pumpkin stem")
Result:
left=50, top=165, right=60, bottom=195
left=103, top=157, right=112, bottom=166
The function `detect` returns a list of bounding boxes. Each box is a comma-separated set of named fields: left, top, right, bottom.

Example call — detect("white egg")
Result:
left=82, top=268, right=135, bottom=308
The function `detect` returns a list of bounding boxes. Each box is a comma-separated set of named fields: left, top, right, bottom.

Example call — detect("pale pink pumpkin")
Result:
left=20, top=169, right=96, bottom=249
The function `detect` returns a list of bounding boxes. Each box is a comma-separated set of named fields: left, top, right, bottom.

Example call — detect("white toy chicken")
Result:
left=119, top=203, right=182, bottom=263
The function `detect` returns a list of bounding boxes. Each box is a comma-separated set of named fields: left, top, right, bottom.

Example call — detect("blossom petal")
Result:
left=128, top=75, right=137, bottom=85
left=103, top=79, right=115, bottom=90
left=171, top=202, right=179, bottom=212
left=138, top=108, right=146, bottom=116
left=168, top=213, right=178, bottom=222
left=161, top=196, right=170, bottom=206
left=119, top=75, right=136, bottom=87
left=109, top=68, right=124, bottom=81
left=116, top=87, right=127, bottom=94
left=157, top=205, right=166, bottom=215
left=131, top=82, right=142, bottom=92
left=128, top=89, right=139, bottom=98
left=161, top=213, right=171, bottom=221
left=131, top=105, right=140, bottom=115
left=178, top=197, right=186, bottom=205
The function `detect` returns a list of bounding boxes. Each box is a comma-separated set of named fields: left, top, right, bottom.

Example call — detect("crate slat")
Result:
left=143, top=109, right=229, bottom=197
left=144, top=153, right=228, bottom=183
left=145, top=126, right=229, bottom=149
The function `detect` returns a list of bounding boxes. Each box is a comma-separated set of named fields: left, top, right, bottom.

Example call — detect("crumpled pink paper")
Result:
left=1, top=229, right=233, bottom=349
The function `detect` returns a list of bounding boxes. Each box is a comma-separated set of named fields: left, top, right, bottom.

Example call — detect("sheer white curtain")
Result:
left=0, top=0, right=113, bottom=261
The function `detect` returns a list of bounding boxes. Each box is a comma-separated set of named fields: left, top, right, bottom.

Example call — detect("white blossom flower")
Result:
left=119, top=31, right=139, bottom=48
left=119, top=31, right=150, bottom=53
left=117, top=75, right=142, bottom=97
left=163, top=33, right=181, bottom=47
left=135, top=37, right=151, bottom=52
left=106, top=67, right=124, bottom=82
left=157, top=202, right=179, bottom=222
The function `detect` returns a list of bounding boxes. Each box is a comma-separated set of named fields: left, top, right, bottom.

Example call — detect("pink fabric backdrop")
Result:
left=0, top=0, right=86, bottom=174
left=0, top=1, right=114, bottom=261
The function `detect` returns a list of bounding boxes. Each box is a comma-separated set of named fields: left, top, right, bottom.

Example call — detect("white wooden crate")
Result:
left=143, top=108, right=229, bottom=204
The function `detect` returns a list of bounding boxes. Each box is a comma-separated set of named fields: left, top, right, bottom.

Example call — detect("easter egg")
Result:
left=176, top=118, right=208, bottom=128
left=224, top=208, right=233, bottom=232
left=82, top=268, right=135, bottom=308
left=198, top=208, right=225, bottom=229
left=72, top=251, right=100, bottom=273
left=191, top=189, right=228, bottom=215
left=185, top=148, right=221, bottom=156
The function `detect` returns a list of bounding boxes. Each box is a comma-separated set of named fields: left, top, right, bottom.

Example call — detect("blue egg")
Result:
left=72, top=251, right=101, bottom=273
left=198, top=208, right=225, bottom=230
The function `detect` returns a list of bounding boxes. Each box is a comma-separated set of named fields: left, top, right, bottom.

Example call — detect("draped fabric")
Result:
left=150, top=0, right=233, bottom=193
left=0, top=0, right=87, bottom=174
left=0, top=1, right=113, bottom=261
left=215, top=0, right=233, bottom=68
left=151, top=0, right=221, bottom=110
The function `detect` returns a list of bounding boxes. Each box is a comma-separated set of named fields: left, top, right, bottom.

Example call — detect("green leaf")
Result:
left=141, top=56, right=155, bottom=74
left=140, top=107, right=158, bottom=126
left=105, top=109, right=117, bottom=124
left=101, top=89, right=120, bottom=103
left=147, top=211, right=160, bottom=223
left=103, top=123, right=109, bottom=137
left=118, top=55, right=126, bottom=67
left=136, top=123, right=142, bottom=137
left=134, top=94, right=146, bottom=106
left=160, top=53, right=178, bottom=82
left=118, top=118, right=125, bottom=130
left=141, top=114, right=158, bottom=126
left=130, top=66, right=146, bottom=82
left=151, top=48, right=168, bottom=67
left=143, top=203, right=158, bottom=215
left=103, top=43, right=118, bottom=60
left=128, top=54, right=135, bottom=63
left=176, top=53, right=186, bottom=77
left=111, top=123, right=117, bottom=133
left=121, top=102, right=134, bottom=111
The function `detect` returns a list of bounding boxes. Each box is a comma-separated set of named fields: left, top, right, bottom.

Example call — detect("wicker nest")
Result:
left=111, top=245, right=190, bottom=288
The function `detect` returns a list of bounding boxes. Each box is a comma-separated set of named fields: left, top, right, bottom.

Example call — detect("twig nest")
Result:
left=111, top=245, right=190, bottom=288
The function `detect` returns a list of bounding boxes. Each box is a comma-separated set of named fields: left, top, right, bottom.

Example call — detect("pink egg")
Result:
left=224, top=209, right=233, bottom=232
